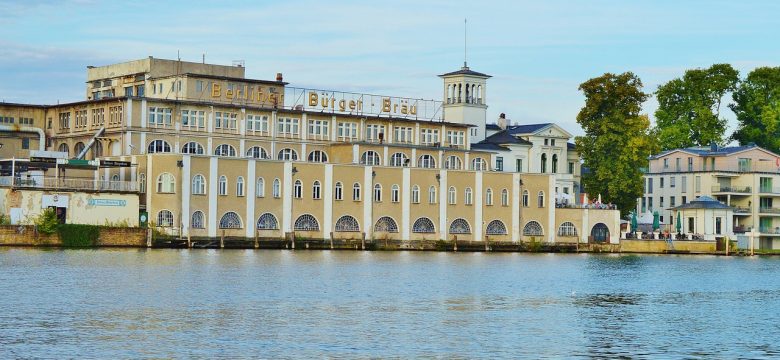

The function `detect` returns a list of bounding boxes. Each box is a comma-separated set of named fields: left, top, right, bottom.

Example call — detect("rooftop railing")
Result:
left=0, top=176, right=138, bottom=193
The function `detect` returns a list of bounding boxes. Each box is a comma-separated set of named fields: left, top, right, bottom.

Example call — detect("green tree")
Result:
left=730, top=66, right=780, bottom=153
left=34, top=208, right=60, bottom=235
left=654, top=64, right=739, bottom=150
left=575, top=72, right=658, bottom=216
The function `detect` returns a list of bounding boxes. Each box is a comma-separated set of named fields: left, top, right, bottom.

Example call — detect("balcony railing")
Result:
left=711, top=185, right=751, bottom=193
left=759, top=187, right=780, bottom=194
left=733, top=206, right=752, bottom=214
left=759, top=207, right=780, bottom=214
left=759, top=226, right=780, bottom=234
left=0, top=176, right=138, bottom=193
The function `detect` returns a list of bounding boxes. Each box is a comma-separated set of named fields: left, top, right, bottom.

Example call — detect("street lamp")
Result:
left=290, top=166, right=298, bottom=249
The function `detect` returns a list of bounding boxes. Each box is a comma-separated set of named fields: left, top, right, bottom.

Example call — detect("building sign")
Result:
left=42, top=194, right=69, bottom=208
left=285, top=87, right=443, bottom=121
left=99, top=160, right=131, bottom=168
left=210, top=83, right=283, bottom=105
left=88, top=198, right=127, bottom=207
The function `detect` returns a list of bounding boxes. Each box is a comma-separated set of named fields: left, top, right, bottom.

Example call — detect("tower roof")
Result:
left=439, top=65, right=491, bottom=78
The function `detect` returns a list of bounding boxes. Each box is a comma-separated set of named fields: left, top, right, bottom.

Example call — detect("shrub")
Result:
left=34, top=208, right=60, bottom=235
left=58, top=224, right=100, bottom=247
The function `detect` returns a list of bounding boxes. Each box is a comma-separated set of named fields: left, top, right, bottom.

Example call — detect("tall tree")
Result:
left=654, top=64, right=739, bottom=150
left=575, top=72, right=658, bottom=216
left=730, top=66, right=780, bottom=153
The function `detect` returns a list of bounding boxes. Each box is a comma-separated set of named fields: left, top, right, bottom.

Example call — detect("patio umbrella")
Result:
left=676, top=212, right=682, bottom=234
left=631, top=212, right=638, bottom=232
left=652, top=211, right=660, bottom=231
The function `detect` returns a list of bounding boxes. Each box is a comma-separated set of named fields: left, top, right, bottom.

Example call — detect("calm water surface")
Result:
left=1, top=249, right=780, bottom=358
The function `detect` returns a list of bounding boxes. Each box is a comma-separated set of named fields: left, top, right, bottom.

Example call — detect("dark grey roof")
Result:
left=505, top=123, right=552, bottom=135
left=567, top=142, right=576, bottom=150
left=480, top=130, right=533, bottom=146
left=439, top=66, right=491, bottom=78
left=486, top=123, right=501, bottom=131
left=672, top=196, right=732, bottom=210
left=650, top=144, right=762, bottom=159
left=470, top=143, right=509, bottom=152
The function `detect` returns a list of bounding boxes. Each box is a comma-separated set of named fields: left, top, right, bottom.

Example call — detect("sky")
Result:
left=1, top=0, right=779, bottom=138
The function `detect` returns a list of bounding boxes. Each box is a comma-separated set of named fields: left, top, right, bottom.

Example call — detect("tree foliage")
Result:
left=34, top=208, right=60, bottom=235
left=654, top=64, right=739, bottom=150
left=575, top=72, right=658, bottom=216
left=730, top=66, right=780, bottom=153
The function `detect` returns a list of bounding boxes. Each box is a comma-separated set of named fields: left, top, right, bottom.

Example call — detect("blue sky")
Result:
left=1, top=0, right=779, bottom=137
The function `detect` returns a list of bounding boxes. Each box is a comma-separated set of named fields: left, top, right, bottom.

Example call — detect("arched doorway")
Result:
left=590, top=223, right=610, bottom=243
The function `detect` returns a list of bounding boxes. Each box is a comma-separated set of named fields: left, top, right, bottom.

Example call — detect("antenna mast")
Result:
left=464, top=18, right=468, bottom=68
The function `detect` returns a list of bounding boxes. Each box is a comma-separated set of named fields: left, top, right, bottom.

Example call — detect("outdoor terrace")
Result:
left=0, top=176, right=138, bottom=193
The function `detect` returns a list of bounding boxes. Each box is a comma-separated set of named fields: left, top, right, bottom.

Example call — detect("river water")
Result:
left=1, top=249, right=779, bottom=359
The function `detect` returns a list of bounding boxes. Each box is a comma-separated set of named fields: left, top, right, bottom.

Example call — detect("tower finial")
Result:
left=463, top=18, right=468, bottom=69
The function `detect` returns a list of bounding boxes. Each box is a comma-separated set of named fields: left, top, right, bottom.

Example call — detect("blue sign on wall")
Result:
left=88, top=199, right=127, bottom=207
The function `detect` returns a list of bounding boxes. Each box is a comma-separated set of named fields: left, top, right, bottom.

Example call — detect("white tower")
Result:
left=439, top=64, right=490, bottom=143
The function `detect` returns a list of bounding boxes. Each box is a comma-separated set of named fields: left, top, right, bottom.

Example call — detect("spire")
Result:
left=463, top=18, right=468, bottom=69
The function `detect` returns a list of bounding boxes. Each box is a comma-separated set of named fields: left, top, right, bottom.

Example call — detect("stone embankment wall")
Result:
left=620, top=239, right=716, bottom=254
left=0, top=225, right=147, bottom=247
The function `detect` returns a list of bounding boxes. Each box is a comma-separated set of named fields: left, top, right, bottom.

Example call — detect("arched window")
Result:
left=486, top=188, right=493, bottom=206
left=335, top=215, right=360, bottom=232
left=361, top=150, right=381, bottom=166
left=139, top=173, right=146, bottom=193
left=236, top=176, right=245, bottom=196
left=470, top=157, right=487, bottom=171
left=256, top=177, right=265, bottom=197
left=148, top=139, right=171, bottom=153
left=464, top=187, right=473, bottom=205
left=591, top=223, right=610, bottom=243
left=74, top=142, right=85, bottom=157
left=373, top=183, right=382, bottom=202
left=523, top=221, right=544, bottom=236
left=277, top=148, right=298, bottom=161
left=181, top=141, right=204, bottom=155
left=192, top=174, right=206, bottom=195
left=522, top=190, right=529, bottom=207
left=191, top=211, right=205, bottom=229
left=390, top=152, right=409, bottom=167
left=375, top=216, right=399, bottom=233
left=445, top=155, right=462, bottom=170
left=257, top=213, right=279, bottom=230
left=428, top=186, right=437, bottom=204
left=417, top=154, right=436, bottom=168
left=334, top=182, right=343, bottom=200
left=411, top=185, right=420, bottom=203
left=552, top=154, right=558, bottom=173
left=391, top=184, right=400, bottom=203
left=501, top=189, right=509, bottom=206
left=294, top=214, right=320, bottom=231
left=214, top=144, right=237, bottom=157
left=58, top=143, right=69, bottom=156
left=538, top=191, right=545, bottom=208
left=312, top=180, right=321, bottom=199
left=307, top=150, right=328, bottom=163
left=219, top=212, right=242, bottom=229
left=272, top=178, right=281, bottom=198
left=156, top=210, right=174, bottom=227
left=413, top=217, right=435, bottom=233
left=448, top=186, right=457, bottom=204
left=92, top=141, right=103, bottom=159
left=449, top=218, right=471, bottom=234
left=294, top=179, right=302, bottom=199
left=486, top=220, right=507, bottom=235
left=353, top=183, right=361, bottom=201
left=218, top=175, right=227, bottom=195
left=156, top=173, right=175, bottom=193
left=541, top=153, right=547, bottom=173
left=246, top=146, right=269, bottom=159
left=558, top=222, right=578, bottom=237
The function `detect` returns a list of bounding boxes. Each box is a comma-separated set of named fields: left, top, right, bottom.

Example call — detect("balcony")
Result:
left=759, top=207, right=780, bottom=215
left=733, top=206, right=752, bottom=215
left=711, top=185, right=751, bottom=194
left=0, top=176, right=138, bottom=193
left=759, top=187, right=780, bottom=195
left=759, top=226, right=780, bottom=235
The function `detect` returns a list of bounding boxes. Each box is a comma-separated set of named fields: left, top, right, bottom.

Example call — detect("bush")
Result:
left=34, top=208, right=60, bottom=235
left=58, top=224, right=100, bottom=247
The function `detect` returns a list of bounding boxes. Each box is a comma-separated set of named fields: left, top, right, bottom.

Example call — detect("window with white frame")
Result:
left=257, top=213, right=278, bottom=230
left=391, top=184, right=400, bottom=203
left=486, top=188, right=493, bottom=206
left=157, top=210, right=174, bottom=227
left=214, top=144, right=237, bottom=157
left=247, top=114, right=269, bottom=134
left=219, top=212, right=242, bottom=229
left=337, top=122, right=358, bottom=141
left=373, top=184, right=382, bottom=202
left=501, top=189, right=509, bottom=206
left=182, top=141, right=204, bottom=155
left=365, top=124, right=385, bottom=142
left=418, top=154, right=436, bottom=168
left=181, top=110, right=205, bottom=129
left=361, top=151, right=381, bottom=166
left=157, top=173, right=176, bottom=193
left=236, top=176, right=245, bottom=197
left=277, top=148, right=298, bottom=161
left=412, top=185, right=420, bottom=203
left=522, top=190, right=529, bottom=207
left=445, top=155, right=462, bottom=170
left=308, top=119, right=330, bottom=140
left=353, top=183, right=361, bottom=201
left=294, top=180, right=302, bottom=199
left=148, top=107, right=172, bottom=126
left=465, top=187, right=473, bottom=205
left=148, top=139, right=171, bottom=153
left=420, top=128, right=440, bottom=145
left=413, top=217, right=435, bottom=233
left=470, top=158, right=487, bottom=171
left=312, top=181, right=321, bottom=199
left=486, top=220, right=508, bottom=235
left=191, top=211, right=205, bottom=229
left=335, top=215, right=360, bottom=232
left=390, top=152, right=409, bottom=167
left=256, top=177, right=265, bottom=197
left=335, top=182, right=343, bottom=200
left=215, top=111, right=237, bottom=130
left=446, top=130, right=464, bottom=147
left=218, top=176, right=227, bottom=195
left=449, top=218, right=471, bottom=234
left=246, top=146, right=269, bottom=159
left=277, top=117, right=300, bottom=137
left=538, top=191, right=545, bottom=208
left=192, top=174, right=206, bottom=195
left=307, top=150, right=328, bottom=163
left=294, top=214, right=320, bottom=231
left=393, top=126, right=413, bottom=144
left=558, top=222, right=577, bottom=237
left=428, top=186, right=437, bottom=204
left=448, top=186, right=457, bottom=204
left=272, top=178, right=281, bottom=198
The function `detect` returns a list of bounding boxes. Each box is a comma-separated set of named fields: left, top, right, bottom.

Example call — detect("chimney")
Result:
left=276, top=73, right=283, bottom=82
left=498, top=113, right=507, bottom=130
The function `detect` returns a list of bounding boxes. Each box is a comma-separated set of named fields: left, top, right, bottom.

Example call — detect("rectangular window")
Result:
left=648, top=197, right=653, bottom=211
left=738, top=158, right=751, bottom=172
left=496, top=157, right=504, bottom=171
left=660, top=196, right=665, bottom=208
left=337, top=122, right=358, bottom=141
left=365, top=124, right=386, bottom=142
left=215, top=111, right=238, bottom=130
left=695, top=176, right=701, bottom=193
left=109, top=106, right=123, bottom=125
left=393, top=126, right=413, bottom=144
left=660, top=177, right=665, bottom=188
left=688, top=157, right=693, bottom=171
left=58, top=112, right=71, bottom=130
left=247, top=114, right=269, bottom=134
left=516, top=158, right=523, bottom=173
left=75, top=110, right=88, bottom=128
left=663, top=158, right=669, bottom=169
left=568, top=162, right=574, bottom=174
left=760, top=177, right=773, bottom=193
left=19, top=117, right=34, bottom=125
left=641, top=197, right=646, bottom=213
left=648, top=178, right=654, bottom=193
left=420, top=128, right=440, bottom=146
left=308, top=119, right=330, bottom=140
left=715, top=217, right=722, bottom=235
left=181, top=110, right=205, bottom=129
left=148, top=107, right=172, bottom=126
left=670, top=176, right=676, bottom=188
left=675, top=158, right=681, bottom=172
left=446, top=130, right=464, bottom=147
left=91, top=108, right=105, bottom=126
left=124, top=86, right=133, bottom=96
left=682, top=176, right=687, bottom=192
left=670, top=196, right=676, bottom=207
left=136, top=85, right=145, bottom=97
left=276, top=117, right=300, bottom=137
left=196, top=80, right=204, bottom=92
left=22, top=138, right=30, bottom=149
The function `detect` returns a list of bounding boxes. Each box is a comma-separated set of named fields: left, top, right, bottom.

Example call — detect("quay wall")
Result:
left=0, top=225, right=147, bottom=247
left=620, top=239, right=716, bottom=254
